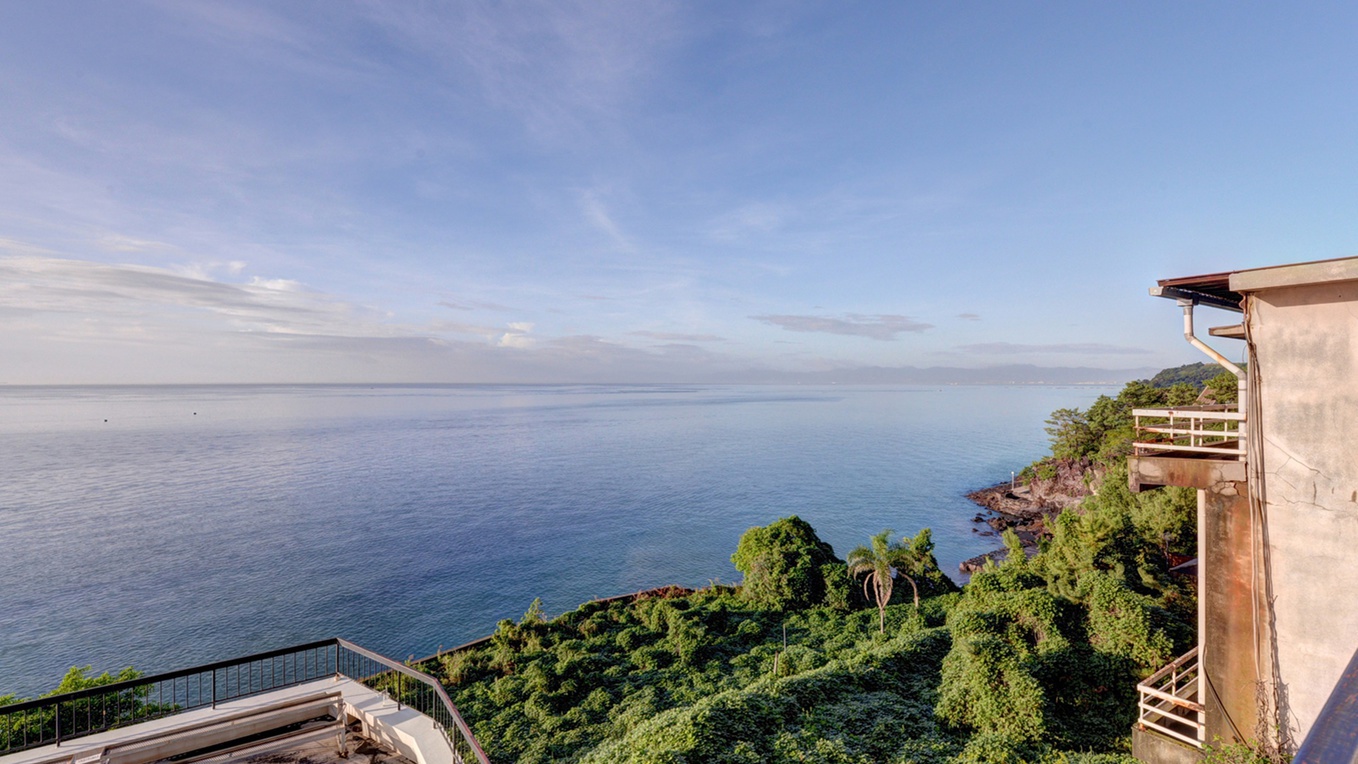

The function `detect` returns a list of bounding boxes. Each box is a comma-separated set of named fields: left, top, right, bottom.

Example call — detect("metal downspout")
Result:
left=1177, top=298, right=1247, bottom=405
left=1176, top=298, right=1250, bottom=747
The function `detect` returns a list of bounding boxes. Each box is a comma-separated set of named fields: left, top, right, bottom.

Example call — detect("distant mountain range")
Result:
left=724, top=364, right=1161, bottom=386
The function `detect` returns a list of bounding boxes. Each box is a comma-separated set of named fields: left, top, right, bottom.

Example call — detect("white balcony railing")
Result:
left=1133, top=405, right=1244, bottom=458
left=1137, top=646, right=1205, bottom=748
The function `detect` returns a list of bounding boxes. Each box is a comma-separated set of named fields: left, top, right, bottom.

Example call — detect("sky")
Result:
left=2, top=1, right=1355, bottom=384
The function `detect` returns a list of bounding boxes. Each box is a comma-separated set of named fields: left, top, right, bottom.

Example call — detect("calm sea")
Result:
left=0, top=384, right=1106, bottom=697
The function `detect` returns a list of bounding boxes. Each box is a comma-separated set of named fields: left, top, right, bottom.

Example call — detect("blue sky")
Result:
left=1, top=1, right=1354, bottom=384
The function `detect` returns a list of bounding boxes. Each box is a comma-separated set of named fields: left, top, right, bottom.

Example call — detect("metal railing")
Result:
left=1133, top=405, right=1245, bottom=458
left=336, top=639, right=488, bottom=764
left=0, top=638, right=488, bottom=764
left=1137, top=646, right=1205, bottom=749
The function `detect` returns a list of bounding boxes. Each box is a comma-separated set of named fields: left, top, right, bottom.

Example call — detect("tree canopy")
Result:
left=731, top=515, right=843, bottom=611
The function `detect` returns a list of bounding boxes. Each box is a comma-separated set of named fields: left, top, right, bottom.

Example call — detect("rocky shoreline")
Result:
left=958, top=465, right=1096, bottom=573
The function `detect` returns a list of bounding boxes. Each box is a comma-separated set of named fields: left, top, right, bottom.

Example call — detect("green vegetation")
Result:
left=0, top=665, right=143, bottom=707
left=424, top=368, right=1218, bottom=762
left=1, top=666, right=151, bottom=751
left=1037, top=379, right=1196, bottom=470
left=731, top=515, right=845, bottom=611
left=428, top=508, right=1193, bottom=762
left=1149, top=361, right=1222, bottom=389
left=848, top=528, right=954, bottom=631
left=1203, top=370, right=1239, bottom=404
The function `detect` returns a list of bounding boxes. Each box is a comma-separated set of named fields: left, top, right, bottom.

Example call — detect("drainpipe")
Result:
left=1178, top=298, right=1247, bottom=407
left=1178, top=297, right=1251, bottom=747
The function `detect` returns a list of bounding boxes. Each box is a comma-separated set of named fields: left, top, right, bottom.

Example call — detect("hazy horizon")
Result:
left=0, top=363, right=1160, bottom=387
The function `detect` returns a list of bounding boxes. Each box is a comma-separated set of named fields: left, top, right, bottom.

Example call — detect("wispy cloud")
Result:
left=438, top=298, right=513, bottom=312
left=358, top=1, right=680, bottom=143
left=96, top=234, right=176, bottom=253
left=956, top=342, right=1152, bottom=356
left=708, top=202, right=787, bottom=242
left=629, top=330, right=726, bottom=342
left=0, top=255, right=386, bottom=337
left=751, top=313, right=933, bottom=340
left=578, top=190, right=632, bottom=250
left=957, top=312, right=981, bottom=321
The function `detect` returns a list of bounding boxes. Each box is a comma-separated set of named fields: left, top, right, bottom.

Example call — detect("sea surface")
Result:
left=0, top=384, right=1107, bottom=697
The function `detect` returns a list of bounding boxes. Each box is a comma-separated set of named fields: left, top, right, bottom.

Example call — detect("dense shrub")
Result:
left=731, top=515, right=843, bottom=610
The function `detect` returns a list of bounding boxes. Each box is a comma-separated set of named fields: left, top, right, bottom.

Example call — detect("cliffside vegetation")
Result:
left=430, top=507, right=1195, bottom=762
left=429, top=369, right=1223, bottom=762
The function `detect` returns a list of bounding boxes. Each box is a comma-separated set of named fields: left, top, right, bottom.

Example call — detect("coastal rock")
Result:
left=961, top=471, right=1091, bottom=573
left=958, top=542, right=1040, bottom=573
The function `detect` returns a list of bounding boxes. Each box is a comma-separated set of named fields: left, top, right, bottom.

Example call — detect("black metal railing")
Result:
left=0, top=638, right=487, bottom=764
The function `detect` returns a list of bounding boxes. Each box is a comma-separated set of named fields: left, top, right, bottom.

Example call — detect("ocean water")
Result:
left=0, top=384, right=1106, bottom=697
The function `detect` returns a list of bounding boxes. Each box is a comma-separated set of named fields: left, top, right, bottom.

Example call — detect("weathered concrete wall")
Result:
left=1247, top=280, right=1358, bottom=745
left=1132, top=726, right=1204, bottom=764
left=1129, top=456, right=1245, bottom=492
left=1199, top=483, right=1256, bottom=744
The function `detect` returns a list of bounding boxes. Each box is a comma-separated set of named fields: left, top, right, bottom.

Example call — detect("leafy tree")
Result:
left=1, top=666, right=148, bottom=752
left=1164, top=382, right=1200, bottom=406
left=1036, top=464, right=1197, bottom=600
left=1149, top=362, right=1221, bottom=389
left=1044, top=408, right=1095, bottom=461
left=731, top=516, right=842, bottom=610
left=898, top=528, right=957, bottom=601
left=44, top=666, right=143, bottom=695
left=1205, top=370, right=1240, bottom=404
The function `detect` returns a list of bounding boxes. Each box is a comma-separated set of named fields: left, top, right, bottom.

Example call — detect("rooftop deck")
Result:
left=0, top=640, right=487, bottom=764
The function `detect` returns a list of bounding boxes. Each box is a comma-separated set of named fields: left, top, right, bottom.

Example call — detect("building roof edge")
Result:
left=1229, top=256, right=1358, bottom=292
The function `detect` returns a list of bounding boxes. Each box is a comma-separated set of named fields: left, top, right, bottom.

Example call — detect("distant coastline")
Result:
left=0, top=364, right=1152, bottom=388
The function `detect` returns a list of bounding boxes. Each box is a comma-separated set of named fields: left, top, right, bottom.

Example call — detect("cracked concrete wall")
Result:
left=1247, top=280, right=1358, bottom=743
left=1201, top=482, right=1258, bottom=744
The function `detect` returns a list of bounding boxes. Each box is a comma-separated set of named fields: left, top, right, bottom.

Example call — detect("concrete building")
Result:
left=0, top=639, right=489, bottom=764
left=1129, top=256, right=1358, bottom=763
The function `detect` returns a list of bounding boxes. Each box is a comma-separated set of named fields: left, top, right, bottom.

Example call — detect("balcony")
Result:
left=1137, top=647, right=1206, bottom=749
left=1133, top=405, right=1244, bottom=459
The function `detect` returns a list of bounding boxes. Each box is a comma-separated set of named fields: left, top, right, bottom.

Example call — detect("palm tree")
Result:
left=847, top=529, right=903, bottom=633
left=848, top=529, right=938, bottom=633
left=895, top=527, right=937, bottom=609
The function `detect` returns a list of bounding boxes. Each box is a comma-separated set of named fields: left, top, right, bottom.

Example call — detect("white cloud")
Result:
left=247, top=276, right=304, bottom=292
left=956, top=342, right=1152, bottom=356
left=498, top=321, right=535, bottom=348
left=629, top=330, right=725, bottom=342
left=751, top=313, right=934, bottom=340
